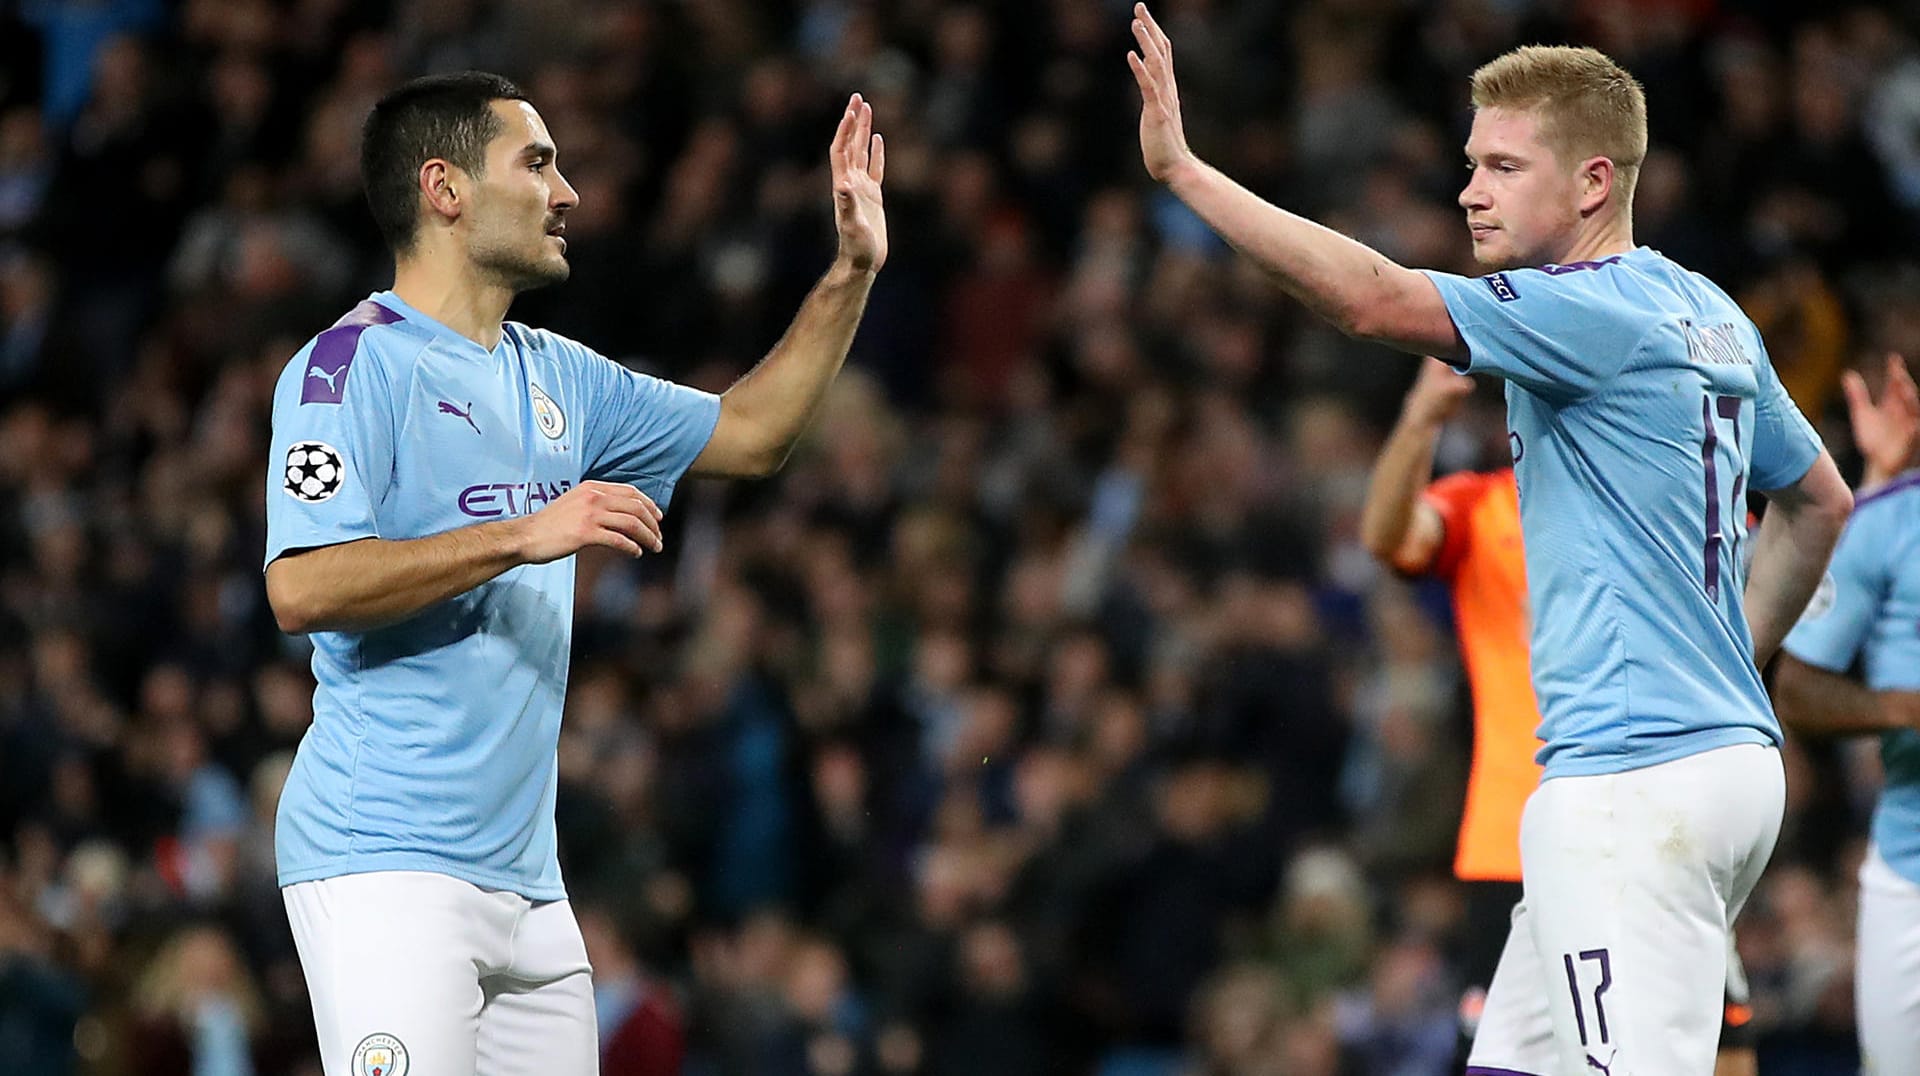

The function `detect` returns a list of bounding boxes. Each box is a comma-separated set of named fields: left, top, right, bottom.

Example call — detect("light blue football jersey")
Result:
left=1782, top=472, right=1920, bottom=886
left=264, top=291, right=720, bottom=899
left=1422, top=248, right=1822, bottom=779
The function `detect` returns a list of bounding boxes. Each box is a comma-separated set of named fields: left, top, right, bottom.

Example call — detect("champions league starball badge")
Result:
left=352, top=1032, right=409, bottom=1076
left=284, top=441, right=345, bottom=503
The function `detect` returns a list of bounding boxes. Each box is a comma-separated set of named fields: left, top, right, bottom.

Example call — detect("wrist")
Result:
left=1163, top=153, right=1208, bottom=196
left=492, top=516, right=534, bottom=566
left=827, top=256, right=880, bottom=287
left=1399, top=403, right=1452, bottom=431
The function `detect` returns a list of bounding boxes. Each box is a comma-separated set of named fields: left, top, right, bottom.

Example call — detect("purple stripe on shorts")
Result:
left=1466, top=1068, right=1548, bottom=1076
left=301, top=300, right=403, bottom=404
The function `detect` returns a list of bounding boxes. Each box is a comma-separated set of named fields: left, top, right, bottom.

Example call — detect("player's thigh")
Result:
left=1714, top=748, right=1785, bottom=923
left=476, top=899, right=597, bottom=1076
left=1856, top=847, right=1920, bottom=1076
left=1465, top=899, right=1558, bottom=1075
left=284, top=871, right=511, bottom=1076
left=1518, top=751, right=1777, bottom=1076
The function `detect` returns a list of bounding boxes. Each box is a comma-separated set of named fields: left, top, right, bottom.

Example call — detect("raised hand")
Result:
left=516, top=480, right=664, bottom=562
left=1842, top=352, right=1920, bottom=488
left=1405, top=356, right=1476, bottom=424
left=1127, top=3, right=1196, bottom=183
left=830, top=94, right=887, bottom=273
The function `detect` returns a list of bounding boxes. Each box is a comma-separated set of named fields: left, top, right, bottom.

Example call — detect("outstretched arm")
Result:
left=1360, top=359, right=1476, bottom=573
left=1128, top=4, right=1462, bottom=359
left=690, top=94, right=888, bottom=479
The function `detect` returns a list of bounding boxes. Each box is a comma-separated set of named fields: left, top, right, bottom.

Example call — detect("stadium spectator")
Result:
left=2, top=2, right=1917, bottom=1073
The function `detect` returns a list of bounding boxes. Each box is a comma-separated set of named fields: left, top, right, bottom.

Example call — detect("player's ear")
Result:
left=419, top=159, right=462, bottom=223
left=1577, top=155, right=1614, bottom=216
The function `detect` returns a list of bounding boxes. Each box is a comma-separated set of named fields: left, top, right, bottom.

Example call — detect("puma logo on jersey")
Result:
left=307, top=365, right=343, bottom=392
left=301, top=299, right=400, bottom=404
left=438, top=400, right=481, bottom=435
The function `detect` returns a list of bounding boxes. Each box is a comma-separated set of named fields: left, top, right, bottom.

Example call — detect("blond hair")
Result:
left=1470, top=45, right=1648, bottom=204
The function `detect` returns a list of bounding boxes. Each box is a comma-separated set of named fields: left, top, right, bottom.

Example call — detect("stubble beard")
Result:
left=472, top=226, right=571, bottom=293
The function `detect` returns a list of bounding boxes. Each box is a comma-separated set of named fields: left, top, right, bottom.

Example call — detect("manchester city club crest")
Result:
left=529, top=382, right=566, bottom=440
left=352, top=1032, right=409, bottom=1076
left=1803, top=571, right=1836, bottom=620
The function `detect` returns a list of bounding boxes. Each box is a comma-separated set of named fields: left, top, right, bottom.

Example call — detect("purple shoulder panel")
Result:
left=300, top=300, right=403, bottom=404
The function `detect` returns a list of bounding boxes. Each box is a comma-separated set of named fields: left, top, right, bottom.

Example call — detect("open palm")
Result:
left=1127, top=3, right=1194, bottom=183
left=1844, top=352, right=1920, bottom=485
left=831, top=94, right=887, bottom=273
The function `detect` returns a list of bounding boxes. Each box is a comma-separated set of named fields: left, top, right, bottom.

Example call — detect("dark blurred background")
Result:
left=1, top=0, right=1914, bottom=1073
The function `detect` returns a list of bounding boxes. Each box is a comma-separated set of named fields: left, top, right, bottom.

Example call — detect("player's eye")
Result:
left=529, top=161, right=546, bottom=172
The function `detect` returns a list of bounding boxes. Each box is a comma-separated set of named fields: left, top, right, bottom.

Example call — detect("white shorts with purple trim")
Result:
left=1465, top=743, right=1782, bottom=1076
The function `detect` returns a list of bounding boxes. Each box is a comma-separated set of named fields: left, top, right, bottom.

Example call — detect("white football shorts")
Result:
left=1858, top=844, right=1920, bottom=1076
left=1466, top=742, right=1783, bottom=1075
left=283, top=870, right=597, bottom=1076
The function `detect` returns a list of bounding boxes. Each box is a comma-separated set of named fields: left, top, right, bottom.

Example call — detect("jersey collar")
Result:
left=368, top=291, right=506, bottom=360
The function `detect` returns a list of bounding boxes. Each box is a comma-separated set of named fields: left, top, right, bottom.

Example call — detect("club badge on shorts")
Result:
left=352, top=1032, right=408, bottom=1076
left=529, top=382, right=566, bottom=440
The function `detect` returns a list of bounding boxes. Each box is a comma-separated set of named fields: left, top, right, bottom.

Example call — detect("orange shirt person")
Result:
left=1361, top=359, right=1537, bottom=886
left=1359, top=357, right=1757, bottom=1076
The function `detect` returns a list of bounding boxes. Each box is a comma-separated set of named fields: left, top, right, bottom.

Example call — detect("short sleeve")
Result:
left=1782, top=519, right=1884, bottom=673
left=575, top=347, right=721, bottom=510
left=264, top=337, right=399, bottom=568
left=1419, top=265, right=1644, bottom=403
left=1748, top=348, right=1822, bottom=492
left=1420, top=470, right=1497, bottom=579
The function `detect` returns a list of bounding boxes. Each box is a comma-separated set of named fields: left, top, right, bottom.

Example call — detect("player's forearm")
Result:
left=705, top=260, right=875, bottom=477
left=265, top=522, right=530, bottom=634
left=1744, top=496, right=1849, bottom=667
left=1163, top=160, right=1460, bottom=357
left=1359, top=408, right=1443, bottom=565
left=1774, top=655, right=1920, bottom=737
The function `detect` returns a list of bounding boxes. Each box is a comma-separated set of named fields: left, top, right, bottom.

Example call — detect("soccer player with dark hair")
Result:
left=1130, top=5, right=1853, bottom=1072
left=263, top=71, right=888, bottom=1074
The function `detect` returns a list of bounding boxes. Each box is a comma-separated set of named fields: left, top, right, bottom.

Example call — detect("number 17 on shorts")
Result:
left=1564, top=948, right=1615, bottom=1071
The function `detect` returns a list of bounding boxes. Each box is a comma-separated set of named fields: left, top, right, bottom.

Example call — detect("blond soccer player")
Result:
left=1128, top=8, right=1852, bottom=1073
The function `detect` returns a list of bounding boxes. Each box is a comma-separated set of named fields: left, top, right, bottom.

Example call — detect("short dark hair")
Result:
left=360, top=71, right=529, bottom=255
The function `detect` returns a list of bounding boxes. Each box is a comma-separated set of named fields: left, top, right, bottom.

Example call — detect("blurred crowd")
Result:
left=2, top=0, right=1917, bottom=1073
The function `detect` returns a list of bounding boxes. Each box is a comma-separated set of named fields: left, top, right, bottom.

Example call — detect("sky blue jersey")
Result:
left=1782, top=472, right=1920, bottom=887
left=1421, top=248, right=1822, bottom=779
left=264, top=292, right=720, bottom=899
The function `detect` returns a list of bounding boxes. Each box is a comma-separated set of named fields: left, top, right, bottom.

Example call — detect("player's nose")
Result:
left=1458, top=174, right=1488, bottom=210
left=550, top=168, right=579, bottom=212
